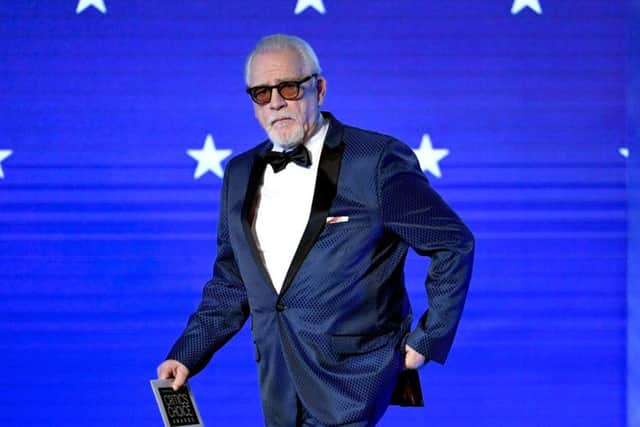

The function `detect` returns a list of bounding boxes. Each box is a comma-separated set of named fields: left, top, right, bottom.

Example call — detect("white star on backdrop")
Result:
left=187, top=135, right=232, bottom=179
left=76, top=0, right=107, bottom=14
left=619, top=147, right=629, bottom=158
left=413, top=134, right=449, bottom=179
left=0, top=149, right=13, bottom=179
left=511, top=0, right=542, bottom=15
left=295, top=0, right=326, bottom=14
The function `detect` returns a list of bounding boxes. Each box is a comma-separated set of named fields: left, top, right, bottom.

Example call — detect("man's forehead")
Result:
left=249, top=49, right=308, bottom=84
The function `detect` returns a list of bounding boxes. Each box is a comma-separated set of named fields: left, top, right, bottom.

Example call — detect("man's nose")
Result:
left=268, top=88, right=287, bottom=110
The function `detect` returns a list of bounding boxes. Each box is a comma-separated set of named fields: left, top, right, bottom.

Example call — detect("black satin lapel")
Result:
left=240, top=154, right=277, bottom=294
left=278, top=141, right=345, bottom=296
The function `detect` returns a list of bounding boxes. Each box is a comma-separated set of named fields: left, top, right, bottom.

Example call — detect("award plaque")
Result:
left=150, top=379, right=204, bottom=427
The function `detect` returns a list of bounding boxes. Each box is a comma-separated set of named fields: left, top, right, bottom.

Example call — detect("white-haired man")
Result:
left=159, top=34, right=474, bottom=426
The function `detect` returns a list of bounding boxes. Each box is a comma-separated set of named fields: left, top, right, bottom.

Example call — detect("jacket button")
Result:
left=275, top=303, right=286, bottom=312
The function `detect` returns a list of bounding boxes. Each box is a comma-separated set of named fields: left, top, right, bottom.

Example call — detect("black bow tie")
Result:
left=263, top=144, right=311, bottom=173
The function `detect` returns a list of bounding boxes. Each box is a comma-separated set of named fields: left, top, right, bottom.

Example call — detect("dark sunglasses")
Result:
left=246, top=74, right=318, bottom=105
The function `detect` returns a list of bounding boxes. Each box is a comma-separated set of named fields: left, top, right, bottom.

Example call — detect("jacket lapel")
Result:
left=240, top=113, right=345, bottom=297
left=278, top=113, right=345, bottom=296
left=240, top=144, right=278, bottom=294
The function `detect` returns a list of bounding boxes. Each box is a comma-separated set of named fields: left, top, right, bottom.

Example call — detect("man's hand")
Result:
left=157, top=359, right=190, bottom=391
left=404, top=345, right=426, bottom=370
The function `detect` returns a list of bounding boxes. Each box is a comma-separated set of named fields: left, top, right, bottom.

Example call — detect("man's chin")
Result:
left=267, top=130, right=303, bottom=148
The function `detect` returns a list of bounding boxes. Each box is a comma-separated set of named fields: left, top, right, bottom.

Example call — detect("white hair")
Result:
left=244, top=34, right=322, bottom=85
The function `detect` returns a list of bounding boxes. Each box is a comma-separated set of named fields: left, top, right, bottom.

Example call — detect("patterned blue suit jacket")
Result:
left=167, top=112, right=474, bottom=426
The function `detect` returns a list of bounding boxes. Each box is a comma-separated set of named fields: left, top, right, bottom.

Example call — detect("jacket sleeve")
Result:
left=378, top=139, right=474, bottom=364
left=166, top=164, right=250, bottom=375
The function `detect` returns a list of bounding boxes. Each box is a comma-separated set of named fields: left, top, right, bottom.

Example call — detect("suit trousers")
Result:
left=296, top=398, right=377, bottom=427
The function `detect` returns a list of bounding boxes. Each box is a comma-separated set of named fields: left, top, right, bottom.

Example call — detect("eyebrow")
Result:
left=250, top=76, right=306, bottom=87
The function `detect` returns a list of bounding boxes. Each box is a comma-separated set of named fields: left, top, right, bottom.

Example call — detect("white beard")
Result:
left=267, top=126, right=304, bottom=148
left=266, top=113, right=305, bottom=148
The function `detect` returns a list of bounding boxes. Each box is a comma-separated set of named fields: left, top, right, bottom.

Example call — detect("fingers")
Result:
left=157, top=359, right=190, bottom=391
left=157, top=361, right=172, bottom=380
left=403, top=345, right=426, bottom=370
left=173, top=365, right=188, bottom=391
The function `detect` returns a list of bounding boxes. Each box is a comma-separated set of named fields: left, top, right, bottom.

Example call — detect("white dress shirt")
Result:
left=252, top=120, right=330, bottom=293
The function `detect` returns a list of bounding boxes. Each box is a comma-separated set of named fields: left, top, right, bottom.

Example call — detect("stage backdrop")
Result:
left=0, top=1, right=629, bottom=426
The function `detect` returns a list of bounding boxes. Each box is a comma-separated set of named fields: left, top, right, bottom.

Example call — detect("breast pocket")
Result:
left=319, top=213, right=379, bottom=242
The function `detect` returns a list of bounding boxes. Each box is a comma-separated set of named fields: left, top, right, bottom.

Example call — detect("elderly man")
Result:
left=158, top=34, right=474, bottom=426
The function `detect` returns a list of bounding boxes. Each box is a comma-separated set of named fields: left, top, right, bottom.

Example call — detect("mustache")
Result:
left=268, top=113, right=297, bottom=127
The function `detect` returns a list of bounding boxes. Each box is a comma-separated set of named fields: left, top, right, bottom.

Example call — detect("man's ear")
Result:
left=317, top=76, right=327, bottom=106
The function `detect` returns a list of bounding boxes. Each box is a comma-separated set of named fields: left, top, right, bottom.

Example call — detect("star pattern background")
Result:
left=187, top=135, right=232, bottom=179
left=413, top=134, right=449, bottom=178
left=76, top=0, right=106, bottom=14
left=295, top=0, right=326, bottom=15
left=511, top=0, right=543, bottom=15
left=0, top=150, right=12, bottom=179
left=0, top=1, right=633, bottom=427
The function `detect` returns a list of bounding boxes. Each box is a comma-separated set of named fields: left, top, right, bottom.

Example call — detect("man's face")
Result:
left=248, top=48, right=326, bottom=148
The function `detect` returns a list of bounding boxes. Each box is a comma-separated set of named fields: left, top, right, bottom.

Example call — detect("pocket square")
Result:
left=326, top=216, right=349, bottom=224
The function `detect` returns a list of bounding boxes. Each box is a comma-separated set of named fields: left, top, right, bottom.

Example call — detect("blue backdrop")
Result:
left=0, top=1, right=632, bottom=426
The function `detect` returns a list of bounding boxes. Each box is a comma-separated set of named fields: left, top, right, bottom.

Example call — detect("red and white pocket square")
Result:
left=326, top=216, right=349, bottom=224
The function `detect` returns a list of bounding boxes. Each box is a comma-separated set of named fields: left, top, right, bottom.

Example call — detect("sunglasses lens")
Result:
left=248, top=75, right=315, bottom=105
left=278, top=82, right=300, bottom=100
left=251, top=87, right=271, bottom=105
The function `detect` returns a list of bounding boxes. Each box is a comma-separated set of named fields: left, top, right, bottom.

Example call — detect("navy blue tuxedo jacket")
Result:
left=167, top=112, right=474, bottom=425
